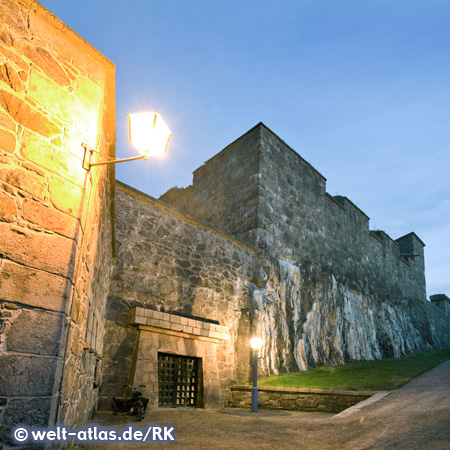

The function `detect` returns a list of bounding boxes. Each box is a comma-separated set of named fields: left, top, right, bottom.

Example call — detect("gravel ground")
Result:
left=79, top=359, right=450, bottom=450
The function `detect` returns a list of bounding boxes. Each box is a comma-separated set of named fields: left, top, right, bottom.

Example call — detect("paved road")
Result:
left=82, top=359, right=450, bottom=449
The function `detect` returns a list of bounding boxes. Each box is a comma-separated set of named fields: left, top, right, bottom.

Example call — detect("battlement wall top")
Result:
left=331, top=195, right=370, bottom=221
left=162, top=123, right=426, bottom=300
left=194, top=122, right=327, bottom=182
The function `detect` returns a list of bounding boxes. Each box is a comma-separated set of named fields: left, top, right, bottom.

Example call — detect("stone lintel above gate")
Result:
left=128, top=307, right=230, bottom=342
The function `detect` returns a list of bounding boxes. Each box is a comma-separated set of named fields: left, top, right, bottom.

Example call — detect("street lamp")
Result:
left=250, top=337, right=262, bottom=413
left=82, top=111, right=172, bottom=170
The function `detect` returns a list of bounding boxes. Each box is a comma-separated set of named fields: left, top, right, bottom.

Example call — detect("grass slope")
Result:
left=255, top=348, right=450, bottom=391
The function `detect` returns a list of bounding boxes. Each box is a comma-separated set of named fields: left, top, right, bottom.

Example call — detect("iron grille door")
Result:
left=158, top=353, right=199, bottom=407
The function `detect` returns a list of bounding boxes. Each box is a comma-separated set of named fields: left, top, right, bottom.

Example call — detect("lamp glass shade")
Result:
left=128, top=112, right=172, bottom=157
left=250, top=337, right=263, bottom=350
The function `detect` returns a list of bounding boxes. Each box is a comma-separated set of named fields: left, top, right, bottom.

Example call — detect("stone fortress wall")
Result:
left=102, top=123, right=450, bottom=409
left=0, top=0, right=115, bottom=445
left=165, top=123, right=426, bottom=302
left=161, top=123, right=448, bottom=374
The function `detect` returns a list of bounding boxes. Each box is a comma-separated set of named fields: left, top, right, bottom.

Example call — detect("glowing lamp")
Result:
left=82, top=111, right=172, bottom=170
left=128, top=111, right=172, bottom=157
left=250, top=337, right=263, bottom=351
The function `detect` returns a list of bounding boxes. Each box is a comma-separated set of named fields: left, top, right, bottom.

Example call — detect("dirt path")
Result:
left=81, top=359, right=450, bottom=449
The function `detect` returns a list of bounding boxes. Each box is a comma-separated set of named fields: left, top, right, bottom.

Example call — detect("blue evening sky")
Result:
left=39, top=0, right=449, bottom=298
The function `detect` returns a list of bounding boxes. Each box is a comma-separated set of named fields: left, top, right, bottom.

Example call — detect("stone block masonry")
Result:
left=129, top=307, right=231, bottom=342
left=0, top=0, right=114, bottom=446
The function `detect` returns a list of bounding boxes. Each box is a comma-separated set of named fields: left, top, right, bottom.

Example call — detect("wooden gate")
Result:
left=158, top=353, right=200, bottom=407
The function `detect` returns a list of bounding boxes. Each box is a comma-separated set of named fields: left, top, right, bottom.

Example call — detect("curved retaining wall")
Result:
left=229, top=385, right=378, bottom=414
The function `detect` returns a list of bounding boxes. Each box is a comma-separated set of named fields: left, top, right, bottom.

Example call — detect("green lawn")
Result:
left=253, top=348, right=450, bottom=391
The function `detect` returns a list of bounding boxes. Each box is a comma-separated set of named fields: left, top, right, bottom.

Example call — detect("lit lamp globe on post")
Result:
left=250, top=337, right=262, bottom=413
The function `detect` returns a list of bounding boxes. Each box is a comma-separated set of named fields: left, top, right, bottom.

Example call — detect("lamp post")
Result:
left=250, top=337, right=262, bottom=413
left=82, top=111, right=172, bottom=170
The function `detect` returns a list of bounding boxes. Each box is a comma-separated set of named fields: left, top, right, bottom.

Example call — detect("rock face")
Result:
left=102, top=123, right=449, bottom=409
left=249, top=256, right=435, bottom=375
